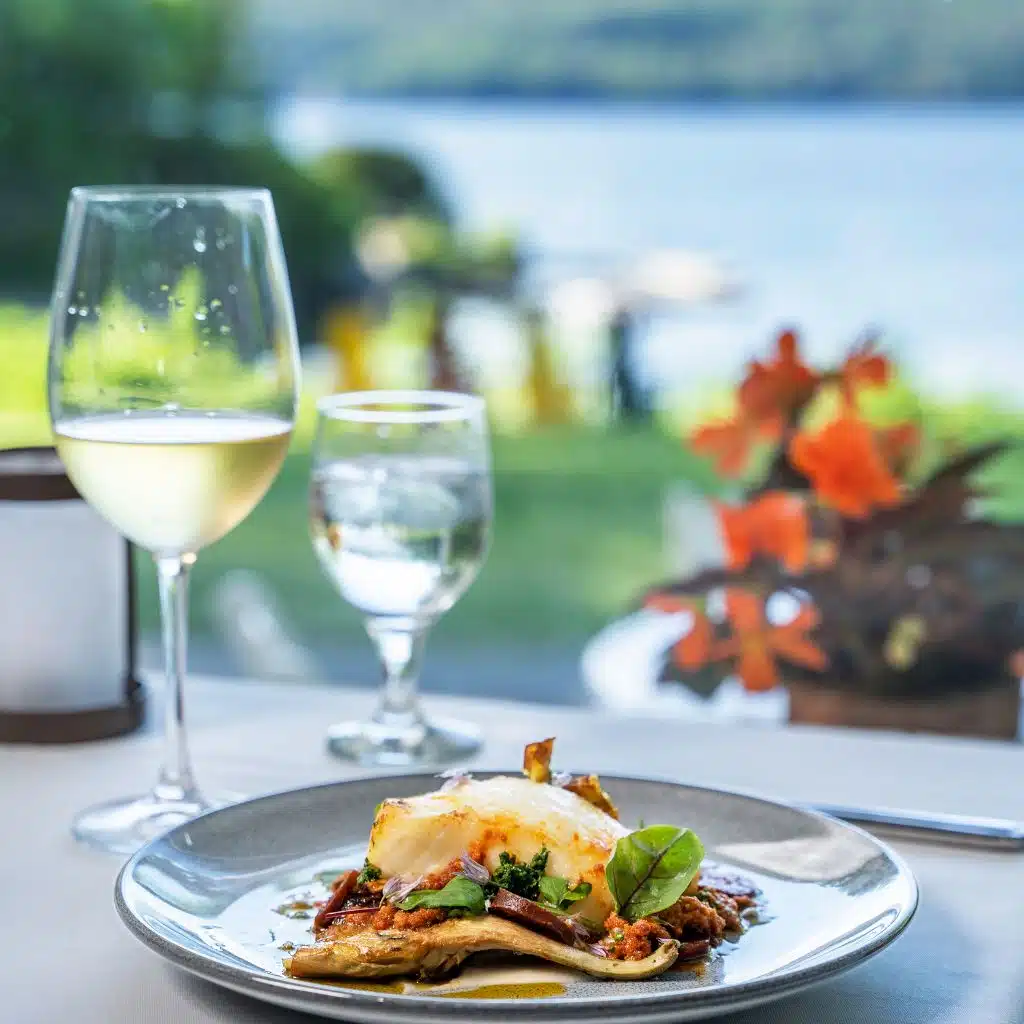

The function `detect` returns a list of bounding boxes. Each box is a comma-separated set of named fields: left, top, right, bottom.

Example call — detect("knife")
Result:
left=810, top=802, right=1024, bottom=850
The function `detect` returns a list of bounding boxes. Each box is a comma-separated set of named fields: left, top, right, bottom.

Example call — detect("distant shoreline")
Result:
left=271, top=94, right=1024, bottom=115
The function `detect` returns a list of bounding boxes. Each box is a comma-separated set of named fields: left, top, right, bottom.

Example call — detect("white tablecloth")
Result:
left=2, top=676, right=1023, bottom=1024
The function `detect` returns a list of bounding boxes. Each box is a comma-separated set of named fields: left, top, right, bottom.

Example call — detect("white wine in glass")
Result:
left=56, top=412, right=292, bottom=554
left=49, top=187, right=300, bottom=854
left=310, top=391, right=492, bottom=767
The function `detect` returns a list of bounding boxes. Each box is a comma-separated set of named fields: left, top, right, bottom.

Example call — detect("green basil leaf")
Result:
left=561, top=881, right=592, bottom=905
left=537, top=875, right=568, bottom=907
left=606, top=825, right=704, bottom=923
left=538, top=876, right=593, bottom=911
left=398, top=876, right=487, bottom=915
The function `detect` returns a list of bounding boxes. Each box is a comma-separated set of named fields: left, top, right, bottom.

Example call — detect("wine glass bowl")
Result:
left=49, top=187, right=300, bottom=853
left=310, top=390, right=493, bottom=767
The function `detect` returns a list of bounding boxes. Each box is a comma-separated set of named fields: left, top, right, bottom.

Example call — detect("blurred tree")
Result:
left=310, top=149, right=452, bottom=224
left=0, top=0, right=528, bottom=389
left=136, top=133, right=364, bottom=342
left=397, top=225, right=521, bottom=394
left=0, top=0, right=459, bottom=344
left=311, top=148, right=454, bottom=382
left=321, top=209, right=521, bottom=394
left=0, top=0, right=250, bottom=293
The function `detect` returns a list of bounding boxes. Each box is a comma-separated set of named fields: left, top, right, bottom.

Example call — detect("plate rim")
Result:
left=115, top=771, right=919, bottom=1018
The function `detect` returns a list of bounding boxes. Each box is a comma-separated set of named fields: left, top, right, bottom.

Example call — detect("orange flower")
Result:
left=716, top=492, right=809, bottom=574
left=839, top=339, right=891, bottom=404
left=876, top=422, right=920, bottom=474
left=674, top=613, right=712, bottom=670
left=645, top=594, right=713, bottom=670
left=690, top=329, right=814, bottom=477
left=789, top=415, right=901, bottom=518
left=718, top=589, right=827, bottom=692
left=738, top=329, right=819, bottom=422
left=690, top=416, right=761, bottom=477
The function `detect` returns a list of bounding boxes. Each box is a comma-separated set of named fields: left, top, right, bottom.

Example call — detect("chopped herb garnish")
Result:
left=488, top=848, right=549, bottom=901
left=357, top=860, right=382, bottom=885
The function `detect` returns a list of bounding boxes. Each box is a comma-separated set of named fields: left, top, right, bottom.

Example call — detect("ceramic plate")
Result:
left=115, top=773, right=918, bottom=1023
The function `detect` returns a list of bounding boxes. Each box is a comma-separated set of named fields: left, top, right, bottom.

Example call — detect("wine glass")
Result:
left=309, top=390, right=492, bottom=767
left=48, top=187, right=300, bottom=854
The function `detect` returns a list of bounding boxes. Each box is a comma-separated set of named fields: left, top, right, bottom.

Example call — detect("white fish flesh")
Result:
left=367, top=775, right=629, bottom=923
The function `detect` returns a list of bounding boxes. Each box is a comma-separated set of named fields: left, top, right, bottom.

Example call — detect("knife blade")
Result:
left=810, top=802, right=1024, bottom=850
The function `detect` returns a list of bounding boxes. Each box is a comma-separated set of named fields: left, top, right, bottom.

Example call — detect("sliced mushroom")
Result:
left=487, top=888, right=577, bottom=945
left=287, top=915, right=679, bottom=981
left=677, top=939, right=712, bottom=961
left=313, top=870, right=358, bottom=931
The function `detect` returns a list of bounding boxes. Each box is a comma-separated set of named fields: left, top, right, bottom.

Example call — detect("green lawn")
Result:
left=134, top=427, right=720, bottom=648
left=7, top=300, right=1024, bottom=652
left=0, top=304, right=719, bottom=650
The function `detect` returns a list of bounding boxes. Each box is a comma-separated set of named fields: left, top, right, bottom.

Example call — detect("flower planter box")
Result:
left=787, top=681, right=1021, bottom=741
left=646, top=329, right=1024, bottom=741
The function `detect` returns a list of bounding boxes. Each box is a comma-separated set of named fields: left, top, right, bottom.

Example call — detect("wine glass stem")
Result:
left=368, top=621, right=428, bottom=725
left=154, top=554, right=199, bottom=803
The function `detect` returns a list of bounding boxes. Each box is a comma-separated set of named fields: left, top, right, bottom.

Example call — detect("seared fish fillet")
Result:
left=367, top=776, right=628, bottom=922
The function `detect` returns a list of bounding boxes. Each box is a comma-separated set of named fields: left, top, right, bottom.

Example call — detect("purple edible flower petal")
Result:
left=587, top=943, right=609, bottom=958
left=382, top=874, right=423, bottom=904
left=438, top=769, right=473, bottom=792
left=458, top=853, right=491, bottom=885
left=566, top=914, right=599, bottom=948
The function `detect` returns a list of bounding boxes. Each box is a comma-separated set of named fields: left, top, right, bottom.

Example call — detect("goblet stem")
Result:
left=368, top=620, right=428, bottom=728
left=71, top=553, right=214, bottom=853
left=153, top=554, right=202, bottom=804
left=326, top=616, right=479, bottom=767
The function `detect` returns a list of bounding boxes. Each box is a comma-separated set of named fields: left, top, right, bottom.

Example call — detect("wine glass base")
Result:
left=326, top=715, right=482, bottom=768
left=71, top=790, right=232, bottom=856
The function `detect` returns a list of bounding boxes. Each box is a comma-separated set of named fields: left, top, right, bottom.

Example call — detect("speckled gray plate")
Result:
left=115, top=773, right=917, bottom=1023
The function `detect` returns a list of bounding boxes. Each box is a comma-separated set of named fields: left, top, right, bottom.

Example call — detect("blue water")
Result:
left=273, top=100, right=1024, bottom=400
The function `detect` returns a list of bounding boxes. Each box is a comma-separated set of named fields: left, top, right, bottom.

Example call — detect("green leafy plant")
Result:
left=606, top=825, right=704, bottom=922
